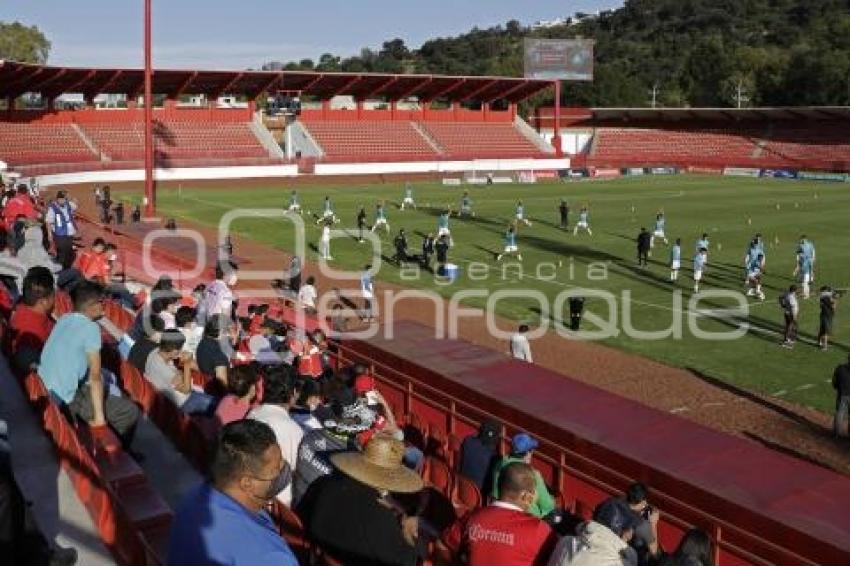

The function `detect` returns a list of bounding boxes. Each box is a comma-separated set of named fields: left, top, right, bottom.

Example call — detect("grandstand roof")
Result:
left=0, top=60, right=550, bottom=103
left=589, top=107, right=850, bottom=121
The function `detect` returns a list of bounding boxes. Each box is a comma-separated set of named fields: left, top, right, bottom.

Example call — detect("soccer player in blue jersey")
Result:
left=437, top=208, right=453, bottom=246
left=651, top=212, right=669, bottom=247
left=693, top=247, right=708, bottom=293
left=400, top=183, right=416, bottom=210
left=746, top=253, right=766, bottom=300
left=317, top=196, right=338, bottom=225
left=515, top=200, right=532, bottom=227
left=371, top=201, right=390, bottom=234
left=496, top=224, right=521, bottom=261
left=287, top=190, right=301, bottom=214
left=573, top=206, right=592, bottom=235
left=794, top=236, right=815, bottom=299
left=670, top=238, right=682, bottom=281
left=695, top=233, right=710, bottom=258
left=795, top=236, right=816, bottom=299
left=458, top=191, right=475, bottom=217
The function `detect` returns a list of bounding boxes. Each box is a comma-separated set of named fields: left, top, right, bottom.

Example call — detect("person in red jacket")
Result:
left=9, top=266, right=56, bottom=371
left=442, top=461, right=557, bottom=566
left=3, top=185, right=39, bottom=253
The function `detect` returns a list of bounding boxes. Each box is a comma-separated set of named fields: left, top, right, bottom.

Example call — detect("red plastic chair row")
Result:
left=21, top=371, right=172, bottom=565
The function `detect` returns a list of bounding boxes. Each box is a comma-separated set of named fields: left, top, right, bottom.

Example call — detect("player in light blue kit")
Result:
left=287, top=190, right=301, bottom=214
left=515, top=200, right=532, bottom=227
left=651, top=212, right=669, bottom=247
left=496, top=224, right=521, bottom=261
left=371, top=201, right=390, bottom=234
left=437, top=208, right=453, bottom=246
left=795, top=235, right=816, bottom=299
left=746, top=253, right=766, bottom=300
left=400, top=183, right=416, bottom=210
left=669, top=238, right=682, bottom=281
left=693, top=247, right=708, bottom=293
left=573, top=206, right=592, bottom=235
left=458, top=191, right=475, bottom=217
left=695, top=233, right=710, bottom=260
left=317, top=195, right=339, bottom=224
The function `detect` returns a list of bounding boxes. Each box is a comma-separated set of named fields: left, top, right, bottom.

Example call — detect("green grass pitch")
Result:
left=131, top=175, right=849, bottom=414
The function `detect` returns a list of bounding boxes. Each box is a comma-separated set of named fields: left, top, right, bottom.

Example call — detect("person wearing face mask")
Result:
left=167, top=420, right=298, bottom=566
left=247, top=366, right=303, bottom=507
left=441, top=462, right=557, bottom=565
left=38, top=281, right=140, bottom=450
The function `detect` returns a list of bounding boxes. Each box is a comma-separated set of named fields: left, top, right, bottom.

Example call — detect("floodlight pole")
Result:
left=143, top=0, right=156, bottom=218
left=553, top=80, right=562, bottom=157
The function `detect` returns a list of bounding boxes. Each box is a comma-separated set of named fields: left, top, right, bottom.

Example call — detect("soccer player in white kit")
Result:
left=400, top=183, right=416, bottom=210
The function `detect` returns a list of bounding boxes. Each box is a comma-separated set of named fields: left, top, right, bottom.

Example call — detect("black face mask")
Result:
left=250, top=461, right=292, bottom=502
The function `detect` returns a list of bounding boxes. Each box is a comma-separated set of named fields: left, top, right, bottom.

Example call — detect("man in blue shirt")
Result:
left=168, top=420, right=298, bottom=566
left=39, top=280, right=139, bottom=448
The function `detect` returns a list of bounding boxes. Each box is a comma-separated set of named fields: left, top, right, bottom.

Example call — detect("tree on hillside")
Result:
left=270, top=0, right=850, bottom=108
left=0, top=21, right=51, bottom=64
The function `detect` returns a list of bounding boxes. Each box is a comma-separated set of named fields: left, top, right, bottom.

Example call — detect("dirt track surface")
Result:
left=66, top=184, right=850, bottom=476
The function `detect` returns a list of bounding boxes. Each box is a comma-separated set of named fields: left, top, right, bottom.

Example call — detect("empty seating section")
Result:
left=302, top=120, right=438, bottom=161
left=0, top=122, right=96, bottom=165
left=591, top=127, right=762, bottom=166
left=80, top=121, right=268, bottom=162
left=420, top=121, right=546, bottom=158
left=301, top=119, right=547, bottom=161
left=759, top=124, right=850, bottom=167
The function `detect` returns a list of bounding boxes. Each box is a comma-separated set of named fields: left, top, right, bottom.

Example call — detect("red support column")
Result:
left=356, top=99, right=364, bottom=119
left=509, top=103, right=517, bottom=120
left=321, top=99, right=330, bottom=120
left=390, top=100, right=397, bottom=120
left=552, top=81, right=563, bottom=157
left=482, top=102, right=490, bottom=122
left=143, top=0, right=156, bottom=218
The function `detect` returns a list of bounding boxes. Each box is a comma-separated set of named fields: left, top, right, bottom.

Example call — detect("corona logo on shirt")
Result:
left=467, top=523, right=515, bottom=546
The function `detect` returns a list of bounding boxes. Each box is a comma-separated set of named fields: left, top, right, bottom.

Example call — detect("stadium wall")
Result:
left=34, top=164, right=299, bottom=186
left=313, top=157, right=570, bottom=176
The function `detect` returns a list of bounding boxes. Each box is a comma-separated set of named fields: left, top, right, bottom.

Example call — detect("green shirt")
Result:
left=490, top=456, right=555, bottom=518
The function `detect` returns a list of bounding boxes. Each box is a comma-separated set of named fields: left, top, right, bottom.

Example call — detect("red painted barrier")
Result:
left=334, top=320, right=850, bottom=565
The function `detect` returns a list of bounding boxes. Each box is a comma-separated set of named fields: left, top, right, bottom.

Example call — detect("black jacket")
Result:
left=299, top=472, right=418, bottom=566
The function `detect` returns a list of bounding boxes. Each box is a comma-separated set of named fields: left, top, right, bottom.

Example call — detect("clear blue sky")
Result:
left=1, top=0, right=620, bottom=69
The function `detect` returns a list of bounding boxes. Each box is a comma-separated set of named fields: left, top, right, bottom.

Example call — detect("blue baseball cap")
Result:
left=511, top=433, right=539, bottom=455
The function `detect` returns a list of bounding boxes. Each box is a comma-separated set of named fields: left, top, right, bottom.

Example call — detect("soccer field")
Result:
left=134, top=175, right=849, bottom=414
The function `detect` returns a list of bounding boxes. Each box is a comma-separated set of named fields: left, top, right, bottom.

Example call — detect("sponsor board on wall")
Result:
left=686, top=166, right=724, bottom=175
left=591, top=168, right=621, bottom=178
left=796, top=171, right=849, bottom=182
left=723, top=167, right=762, bottom=177
left=650, top=167, right=678, bottom=175
left=760, top=169, right=797, bottom=179
left=625, top=168, right=645, bottom=176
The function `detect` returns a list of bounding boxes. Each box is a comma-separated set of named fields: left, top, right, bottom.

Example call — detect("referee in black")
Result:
left=637, top=227, right=651, bottom=267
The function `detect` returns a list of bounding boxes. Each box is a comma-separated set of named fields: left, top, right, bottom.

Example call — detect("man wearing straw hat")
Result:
left=299, top=432, right=423, bottom=565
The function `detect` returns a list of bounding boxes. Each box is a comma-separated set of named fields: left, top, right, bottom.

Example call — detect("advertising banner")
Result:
left=650, top=167, right=678, bottom=175
left=760, top=169, right=797, bottom=179
left=797, top=171, right=849, bottom=182
left=524, top=39, right=594, bottom=81
left=723, top=167, right=762, bottom=178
